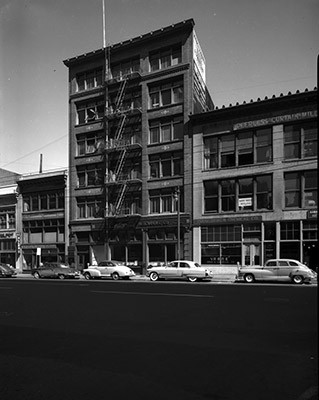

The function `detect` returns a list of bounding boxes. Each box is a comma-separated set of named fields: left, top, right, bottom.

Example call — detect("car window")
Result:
left=170, top=262, right=178, bottom=268
left=278, top=261, right=289, bottom=266
left=288, top=261, right=299, bottom=267
left=195, top=263, right=201, bottom=268
left=266, top=261, right=276, bottom=267
left=180, top=262, right=189, bottom=268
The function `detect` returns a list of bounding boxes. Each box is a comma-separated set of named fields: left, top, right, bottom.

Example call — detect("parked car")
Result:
left=147, top=260, right=213, bottom=282
left=82, top=260, right=135, bottom=280
left=237, top=259, right=317, bottom=284
left=32, top=262, right=80, bottom=280
left=0, top=263, right=17, bottom=278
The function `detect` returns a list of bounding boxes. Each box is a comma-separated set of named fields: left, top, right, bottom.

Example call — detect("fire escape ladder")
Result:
left=114, top=148, right=127, bottom=178
left=115, top=78, right=128, bottom=110
left=115, top=114, right=127, bottom=141
left=115, top=183, right=128, bottom=215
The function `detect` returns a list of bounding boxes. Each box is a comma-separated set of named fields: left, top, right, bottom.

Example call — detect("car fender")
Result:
left=83, top=268, right=101, bottom=278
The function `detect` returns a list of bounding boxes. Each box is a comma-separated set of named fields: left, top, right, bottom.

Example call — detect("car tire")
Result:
left=244, top=273, right=255, bottom=283
left=292, top=275, right=303, bottom=285
left=188, top=276, right=197, bottom=282
left=58, top=274, right=65, bottom=280
left=84, top=272, right=92, bottom=280
left=33, top=272, right=41, bottom=279
left=149, top=272, right=159, bottom=282
left=112, top=272, right=120, bottom=281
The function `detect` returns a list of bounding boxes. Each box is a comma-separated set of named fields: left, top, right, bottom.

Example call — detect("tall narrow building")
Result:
left=63, top=19, right=213, bottom=271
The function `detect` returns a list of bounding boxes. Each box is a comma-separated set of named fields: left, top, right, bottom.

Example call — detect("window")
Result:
left=281, top=221, right=300, bottom=240
left=23, top=191, right=65, bottom=212
left=110, top=57, right=140, bottom=80
left=238, top=178, right=253, bottom=211
left=149, top=116, right=183, bottom=144
left=76, top=69, right=103, bottom=92
left=0, top=208, right=15, bottom=230
left=204, top=175, right=272, bottom=213
left=109, top=90, right=141, bottom=113
left=149, top=79, right=183, bottom=109
left=256, top=175, right=273, bottom=210
left=221, top=180, right=235, bottom=212
left=77, top=132, right=104, bottom=156
left=77, top=164, right=104, bottom=188
left=284, top=121, right=317, bottom=160
left=203, top=137, right=217, bottom=169
left=204, top=181, right=218, bottom=213
left=77, top=197, right=102, bottom=219
left=149, top=152, right=183, bottom=179
left=201, top=225, right=241, bottom=265
left=203, top=127, right=272, bottom=170
left=76, top=99, right=104, bottom=124
left=149, top=189, right=183, bottom=214
left=149, top=46, right=182, bottom=71
left=304, top=170, right=317, bottom=208
left=237, top=132, right=253, bottom=166
left=220, top=134, right=235, bottom=167
left=285, top=170, right=317, bottom=208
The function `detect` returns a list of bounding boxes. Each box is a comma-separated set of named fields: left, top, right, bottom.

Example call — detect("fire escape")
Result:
left=105, top=70, right=142, bottom=219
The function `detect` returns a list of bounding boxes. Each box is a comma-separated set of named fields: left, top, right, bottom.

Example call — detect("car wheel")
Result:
left=112, top=272, right=120, bottom=281
left=292, top=275, right=303, bottom=284
left=188, top=276, right=197, bottom=282
left=149, top=272, right=159, bottom=282
left=58, top=274, right=65, bottom=280
left=244, top=273, right=255, bottom=283
left=84, top=272, right=92, bottom=280
left=33, top=272, right=41, bottom=279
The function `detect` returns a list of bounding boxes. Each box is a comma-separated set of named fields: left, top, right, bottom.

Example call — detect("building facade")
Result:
left=63, top=19, right=213, bottom=271
left=0, top=168, right=20, bottom=267
left=16, top=170, right=69, bottom=270
left=191, top=89, right=317, bottom=271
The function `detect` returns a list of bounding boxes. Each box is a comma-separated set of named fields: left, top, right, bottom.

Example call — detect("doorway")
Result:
left=243, top=243, right=260, bottom=266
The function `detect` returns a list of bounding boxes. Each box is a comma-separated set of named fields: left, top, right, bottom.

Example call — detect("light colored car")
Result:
left=147, top=260, right=213, bottom=282
left=0, top=263, right=17, bottom=278
left=237, top=259, right=317, bottom=284
left=32, top=262, right=80, bottom=280
left=82, top=260, right=135, bottom=280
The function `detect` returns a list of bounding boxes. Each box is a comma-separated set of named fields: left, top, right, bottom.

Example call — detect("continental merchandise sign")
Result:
left=233, top=110, right=317, bottom=130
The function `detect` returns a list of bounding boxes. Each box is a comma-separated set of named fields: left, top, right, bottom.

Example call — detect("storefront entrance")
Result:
left=243, top=243, right=260, bottom=266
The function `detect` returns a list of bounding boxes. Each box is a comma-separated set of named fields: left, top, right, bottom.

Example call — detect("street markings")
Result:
left=91, top=290, right=215, bottom=298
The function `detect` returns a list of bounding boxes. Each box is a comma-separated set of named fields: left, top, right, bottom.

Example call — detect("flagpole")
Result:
left=102, top=0, right=106, bottom=48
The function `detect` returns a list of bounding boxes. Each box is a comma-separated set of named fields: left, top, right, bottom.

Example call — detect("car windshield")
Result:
left=194, top=263, right=201, bottom=268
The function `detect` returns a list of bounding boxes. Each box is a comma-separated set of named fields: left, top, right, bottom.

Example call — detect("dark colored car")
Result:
left=0, top=263, right=17, bottom=278
left=32, top=262, right=80, bottom=280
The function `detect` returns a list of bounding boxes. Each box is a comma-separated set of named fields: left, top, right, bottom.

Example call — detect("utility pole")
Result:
left=174, top=187, right=181, bottom=260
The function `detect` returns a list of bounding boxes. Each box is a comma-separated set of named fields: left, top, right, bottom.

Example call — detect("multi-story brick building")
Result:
left=0, top=168, right=20, bottom=267
left=16, top=170, right=69, bottom=270
left=63, top=19, right=213, bottom=270
left=191, top=88, right=317, bottom=272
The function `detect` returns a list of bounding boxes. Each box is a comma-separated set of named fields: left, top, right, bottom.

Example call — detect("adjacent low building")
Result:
left=0, top=168, right=20, bottom=267
left=190, top=88, right=317, bottom=272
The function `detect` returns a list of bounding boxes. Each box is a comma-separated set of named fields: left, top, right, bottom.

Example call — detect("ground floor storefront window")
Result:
left=200, top=220, right=318, bottom=268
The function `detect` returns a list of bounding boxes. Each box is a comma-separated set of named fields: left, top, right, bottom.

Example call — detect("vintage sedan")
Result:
left=82, top=260, right=135, bottom=280
left=147, top=260, right=213, bottom=282
left=32, top=263, right=80, bottom=280
left=0, top=263, right=17, bottom=278
left=237, top=259, right=317, bottom=284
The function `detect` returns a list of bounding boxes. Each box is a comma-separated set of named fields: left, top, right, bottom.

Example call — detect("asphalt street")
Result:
left=0, top=279, right=317, bottom=400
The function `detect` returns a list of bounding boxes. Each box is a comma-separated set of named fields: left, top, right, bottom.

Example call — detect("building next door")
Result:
left=243, top=243, right=260, bottom=266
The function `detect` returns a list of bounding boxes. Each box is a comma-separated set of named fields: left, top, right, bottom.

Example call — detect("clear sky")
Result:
left=0, top=0, right=318, bottom=175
